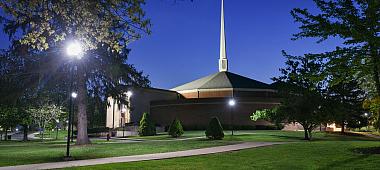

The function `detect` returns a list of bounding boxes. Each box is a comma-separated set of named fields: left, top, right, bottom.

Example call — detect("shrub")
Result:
left=168, top=118, right=184, bottom=138
left=205, top=117, right=224, bottom=140
left=138, top=112, right=156, bottom=136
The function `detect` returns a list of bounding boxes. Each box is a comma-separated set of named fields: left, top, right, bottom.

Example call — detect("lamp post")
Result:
left=65, top=41, right=82, bottom=159
left=228, top=99, right=236, bottom=136
left=71, top=92, right=77, bottom=143
left=364, top=113, right=369, bottom=131
left=55, top=119, right=60, bottom=140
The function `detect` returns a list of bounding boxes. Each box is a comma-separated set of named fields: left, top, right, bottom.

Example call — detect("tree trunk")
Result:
left=341, top=121, right=345, bottom=133
left=23, top=125, right=28, bottom=141
left=301, top=124, right=311, bottom=140
left=308, top=130, right=312, bottom=140
left=76, top=65, right=90, bottom=145
left=304, top=128, right=310, bottom=140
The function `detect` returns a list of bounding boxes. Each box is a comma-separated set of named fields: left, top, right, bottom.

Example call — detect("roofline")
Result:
left=176, top=88, right=277, bottom=93
left=126, top=86, right=178, bottom=94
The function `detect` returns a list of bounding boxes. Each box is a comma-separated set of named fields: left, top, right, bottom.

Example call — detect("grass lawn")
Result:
left=1, top=130, right=379, bottom=168
left=0, top=138, right=234, bottom=167
left=35, top=130, right=69, bottom=140
left=66, top=140, right=380, bottom=170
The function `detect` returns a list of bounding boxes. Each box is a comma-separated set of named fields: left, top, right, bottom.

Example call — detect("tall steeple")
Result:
left=219, top=0, right=228, bottom=72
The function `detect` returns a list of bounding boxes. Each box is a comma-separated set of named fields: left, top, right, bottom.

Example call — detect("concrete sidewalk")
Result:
left=0, top=142, right=284, bottom=170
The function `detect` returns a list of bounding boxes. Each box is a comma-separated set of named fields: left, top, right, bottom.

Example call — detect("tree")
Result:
left=18, top=108, right=32, bottom=141
left=205, top=117, right=224, bottom=140
left=138, top=112, right=156, bottom=136
left=0, top=0, right=151, bottom=144
left=326, top=79, right=366, bottom=132
left=252, top=55, right=328, bottom=140
left=168, top=118, right=184, bottom=138
left=291, top=0, right=380, bottom=129
left=291, top=0, right=380, bottom=94
left=363, top=96, right=380, bottom=130
left=0, top=106, right=21, bottom=140
left=28, top=104, right=65, bottom=141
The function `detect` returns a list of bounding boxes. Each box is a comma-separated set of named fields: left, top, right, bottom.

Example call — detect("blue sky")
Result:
left=0, top=0, right=343, bottom=89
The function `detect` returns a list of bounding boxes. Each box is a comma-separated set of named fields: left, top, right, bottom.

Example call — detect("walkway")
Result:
left=0, top=142, right=284, bottom=170
left=352, top=132, right=380, bottom=139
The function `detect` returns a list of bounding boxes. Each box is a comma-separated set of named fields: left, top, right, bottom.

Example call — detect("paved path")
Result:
left=352, top=132, right=380, bottom=139
left=0, top=142, right=284, bottom=170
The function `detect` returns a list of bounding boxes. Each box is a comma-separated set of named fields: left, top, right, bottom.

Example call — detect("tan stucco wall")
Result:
left=106, top=97, right=122, bottom=128
left=106, top=87, right=179, bottom=128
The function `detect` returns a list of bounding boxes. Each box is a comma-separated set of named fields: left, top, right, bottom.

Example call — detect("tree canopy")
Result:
left=290, top=0, right=379, bottom=130
left=0, top=0, right=151, bottom=144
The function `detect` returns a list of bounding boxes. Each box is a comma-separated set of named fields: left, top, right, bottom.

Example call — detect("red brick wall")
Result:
left=150, top=97, right=280, bottom=129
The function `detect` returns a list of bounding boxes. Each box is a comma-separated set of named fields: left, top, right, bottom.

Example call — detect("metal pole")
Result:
left=56, top=125, right=59, bottom=140
left=230, top=107, right=234, bottom=136
left=66, top=65, right=73, bottom=158
left=70, top=102, right=74, bottom=142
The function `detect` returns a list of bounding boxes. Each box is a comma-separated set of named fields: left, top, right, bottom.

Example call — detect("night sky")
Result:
left=0, top=0, right=343, bottom=89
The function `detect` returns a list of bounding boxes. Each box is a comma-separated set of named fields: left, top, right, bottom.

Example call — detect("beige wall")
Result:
left=106, top=87, right=179, bottom=128
left=106, top=97, right=123, bottom=128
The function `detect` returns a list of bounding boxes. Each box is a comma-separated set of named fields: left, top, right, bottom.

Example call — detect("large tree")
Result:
left=252, top=53, right=329, bottom=140
left=0, top=0, right=150, bottom=144
left=291, top=0, right=380, bottom=129
left=326, top=79, right=366, bottom=132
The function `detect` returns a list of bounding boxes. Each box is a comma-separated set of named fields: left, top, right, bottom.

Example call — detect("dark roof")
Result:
left=171, top=71, right=273, bottom=91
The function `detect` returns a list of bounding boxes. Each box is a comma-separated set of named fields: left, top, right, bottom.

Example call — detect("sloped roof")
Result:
left=171, top=71, right=273, bottom=91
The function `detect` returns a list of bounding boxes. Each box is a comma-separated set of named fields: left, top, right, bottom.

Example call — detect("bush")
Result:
left=138, top=112, right=156, bottom=136
left=205, top=117, right=224, bottom=140
left=168, top=118, right=184, bottom=138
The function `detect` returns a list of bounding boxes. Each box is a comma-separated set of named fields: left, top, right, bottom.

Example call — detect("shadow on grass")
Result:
left=320, top=154, right=371, bottom=169
left=353, top=147, right=380, bottom=155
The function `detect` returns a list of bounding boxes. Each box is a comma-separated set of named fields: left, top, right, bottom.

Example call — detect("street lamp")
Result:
left=71, top=92, right=78, bottom=98
left=65, top=41, right=82, bottom=160
left=228, top=99, right=236, bottom=136
left=364, top=113, right=369, bottom=131
left=66, top=41, right=83, bottom=59
left=55, top=120, right=60, bottom=140
left=126, top=91, right=133, bottom=98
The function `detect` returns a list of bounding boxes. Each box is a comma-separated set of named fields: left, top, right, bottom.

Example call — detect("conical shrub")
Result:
left=205, top=117, right=224, bottom=140
left=138, top=112, right=156, bottom=136
left=168, top=118, right=184, bottom=138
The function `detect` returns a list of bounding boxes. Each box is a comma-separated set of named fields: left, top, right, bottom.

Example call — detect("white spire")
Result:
left=219, top=0, right=228, bottom=72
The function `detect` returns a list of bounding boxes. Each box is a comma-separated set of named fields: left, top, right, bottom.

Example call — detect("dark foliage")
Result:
left=138, top=112, right=156, bottom=136
left=205, top=117, right=224, bottom=140
left=168, top=118, right=184, bottom=138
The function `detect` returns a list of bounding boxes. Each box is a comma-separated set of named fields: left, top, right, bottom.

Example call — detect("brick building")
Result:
left=106, top=0, right=280, bottom=130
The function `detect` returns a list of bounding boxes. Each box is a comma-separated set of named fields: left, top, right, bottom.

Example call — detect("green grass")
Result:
left=223, top=130, right=377, bottom=142
left=0, top=138, right=235, bottom=167
left=127, top=131, right=207, bottom=140
left=1, top=130, right=378, bottom=168
left=34, top=130, right=69, bottom=140
left=66, top=141, right=380, bottom=170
